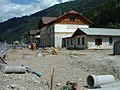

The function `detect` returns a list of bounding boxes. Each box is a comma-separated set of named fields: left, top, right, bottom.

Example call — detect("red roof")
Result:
left=65, top=10, right=81, bottom=14
left=38, top=10, right=93, bottom=28
left=42, top=17, right=57, bottom=24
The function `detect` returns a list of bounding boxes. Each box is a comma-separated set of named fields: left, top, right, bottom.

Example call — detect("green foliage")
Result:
left=0, top=0, right=120, bottom=43
left=60, top=86, right=70, bottom=90
left=86, top=0, right=120, bottom=28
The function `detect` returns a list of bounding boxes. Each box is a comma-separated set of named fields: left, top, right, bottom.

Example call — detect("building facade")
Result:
left=38, top=10, right=92, bottom=48
left=63, top=28, right=120, bottom=49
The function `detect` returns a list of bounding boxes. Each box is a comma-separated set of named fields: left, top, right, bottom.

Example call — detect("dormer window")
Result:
left=70, top=15, right=75, bottom=21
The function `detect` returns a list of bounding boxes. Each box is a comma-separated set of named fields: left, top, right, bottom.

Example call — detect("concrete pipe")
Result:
left=87, top=87, right=120, bottom=90
left=4, top=66, right=26, bottom=73
left=87, top=75, right=115, bottom=88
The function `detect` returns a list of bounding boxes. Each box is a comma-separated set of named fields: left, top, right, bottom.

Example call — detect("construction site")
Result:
left=1, top=47, right=120, bottom=90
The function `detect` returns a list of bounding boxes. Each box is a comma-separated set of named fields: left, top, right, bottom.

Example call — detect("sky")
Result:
left=0, top=0, right=72, bottom=22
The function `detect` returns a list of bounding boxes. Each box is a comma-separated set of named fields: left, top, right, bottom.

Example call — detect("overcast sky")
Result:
left=0, top=0, right=73, bottom=22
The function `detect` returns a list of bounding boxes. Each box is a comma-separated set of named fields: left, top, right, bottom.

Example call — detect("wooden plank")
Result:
left=50, top=67, right=54, bottom=90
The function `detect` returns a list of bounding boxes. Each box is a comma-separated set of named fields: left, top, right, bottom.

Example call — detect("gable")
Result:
left=53, top=12, right=92, bottom=25
left=39, top=11, right=93, bottom=28
left=72, top=28, right=87, bottom=37
left=56, top=14, right=85, bottom=24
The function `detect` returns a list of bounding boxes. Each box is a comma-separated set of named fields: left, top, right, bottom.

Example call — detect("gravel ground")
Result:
left=0, top=48, right=120, bottom=90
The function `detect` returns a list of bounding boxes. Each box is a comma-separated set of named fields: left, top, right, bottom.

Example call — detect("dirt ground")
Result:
left=0, top=48, right=120, bottom=90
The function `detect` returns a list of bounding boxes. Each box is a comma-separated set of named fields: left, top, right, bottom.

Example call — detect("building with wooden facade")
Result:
left=38, top=10, right=92, bottom=48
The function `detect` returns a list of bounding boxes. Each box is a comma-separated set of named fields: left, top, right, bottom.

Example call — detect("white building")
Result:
left=63, top=28, right=120, bottom=49
left=38, top=10, right=92, bottom=48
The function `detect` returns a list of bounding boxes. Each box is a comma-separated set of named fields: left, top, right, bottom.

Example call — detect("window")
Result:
left=67, top=39, right=69, bottom=45
left=50, top=37, right=51, bottom=46
left=95, top=39, right=102, bottom=45
left=71, top=38, right=73, bottom=45
left=63, top=39, right=66, bottom=47
left=82, top=37, right=85, bottom=45
left=50, top=27, right=51, bottom=33
left=109, top=37, right=113, bottom=45
left=45, top=38, right=46, bottom=46
left=53, top=37, right=54, bottom=47
left=70, top=15, right=75, bottom=21
left=52, top=26, right=54, bottom=32
left=78, top=38, right=80, bottom=45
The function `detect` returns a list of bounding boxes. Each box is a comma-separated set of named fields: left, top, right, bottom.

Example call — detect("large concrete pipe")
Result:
left=4, top=66, right=26, bottom=73
left=87, top=87, right=120, bottom=90
left=87, top=75, right=115, bottom=88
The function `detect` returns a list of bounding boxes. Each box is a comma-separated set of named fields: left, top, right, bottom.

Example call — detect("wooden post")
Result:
left=50, top=67, right=54, bottom=90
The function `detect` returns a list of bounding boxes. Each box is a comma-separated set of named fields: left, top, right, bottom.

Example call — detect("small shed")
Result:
left=113, top=41, right=120, bottom=55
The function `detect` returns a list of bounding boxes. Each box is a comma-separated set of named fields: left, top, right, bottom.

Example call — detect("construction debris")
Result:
left=42, top=47, right=59, bottom=55
left=87, top=74, right=115, bottom=88
left=10, top=84, right=18, bottom=89
left=60, top=81, right=77, bottom=90
left=1, top=48, right=120, bottom=90
left=56, top=83, right=62, bottom=87
left=21, top=64, right=41, bottom=77
left=50, top=67, right=55, bottom=90
left=52, top=48, right=59, bottom=55
left=70, top=51, right=78, bottom=59
left=4, top=66, right=26, bottom=73
left=0, top=56, right=7, bottom=64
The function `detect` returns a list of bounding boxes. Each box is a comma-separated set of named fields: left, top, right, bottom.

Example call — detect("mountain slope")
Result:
left=0, top=0, right=119, bottom=43
left=86, top=0, right=120, bottom=28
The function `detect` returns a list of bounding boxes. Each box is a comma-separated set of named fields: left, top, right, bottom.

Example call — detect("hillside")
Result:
left=86, top=0, right=120, bottom=28
left=0, top=0, right=120, bottom=43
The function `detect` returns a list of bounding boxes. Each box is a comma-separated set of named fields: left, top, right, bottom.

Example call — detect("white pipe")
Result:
left=87, top=75, right=115, bottom=88
left=4, top=66, right=26, bottom=73
left=87, top=87, right=120, bottom=90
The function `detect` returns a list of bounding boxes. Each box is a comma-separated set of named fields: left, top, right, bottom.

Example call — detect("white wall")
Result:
left=63, top=35, right=87, bottom=49
left=55, top=33, right=72, bottom=48
left=63, top=35, right=120, bottom=50
left=54, top=24, right=89, bottom=33
left=75, top=35, right=87, bottom=49
left=54, top=24, right=89, bottom=48
left=87, top=36, right=120, bottom=49
left=40, top=23, right=89, bottom=48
